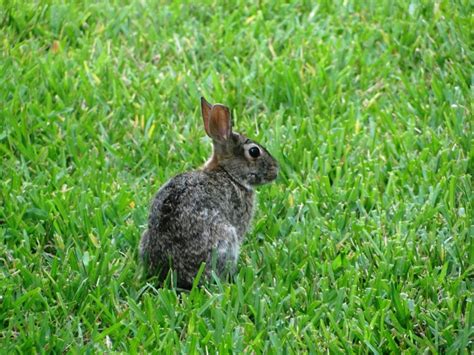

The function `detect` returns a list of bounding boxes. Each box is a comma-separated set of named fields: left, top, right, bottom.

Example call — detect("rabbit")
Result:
left=139, top=97, right=279, bottom=289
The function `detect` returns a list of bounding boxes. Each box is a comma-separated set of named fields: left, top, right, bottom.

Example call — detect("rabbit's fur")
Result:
left=140, top=97, right=278, bottom=289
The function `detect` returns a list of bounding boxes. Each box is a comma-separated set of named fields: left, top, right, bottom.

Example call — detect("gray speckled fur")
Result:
left=140, top=98, right=278, bottom=289
left=140, top=168, right=254, bottom=288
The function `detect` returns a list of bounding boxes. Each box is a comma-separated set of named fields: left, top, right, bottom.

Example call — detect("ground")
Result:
left=0, top=0, right=472, bottom=352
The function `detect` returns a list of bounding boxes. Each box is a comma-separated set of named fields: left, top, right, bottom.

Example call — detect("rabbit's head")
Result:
left=201, top=97, right=279, bottom=188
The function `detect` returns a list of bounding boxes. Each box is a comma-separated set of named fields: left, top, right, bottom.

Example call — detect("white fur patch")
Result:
left=218, top=224, right=240, bottom=263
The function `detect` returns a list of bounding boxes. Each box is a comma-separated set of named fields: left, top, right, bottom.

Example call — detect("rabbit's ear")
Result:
left=209, top=105, right=232, bottom=141
left=201, top=97, right=232, bottom=142
left=201, top=97, right=213, bottom=135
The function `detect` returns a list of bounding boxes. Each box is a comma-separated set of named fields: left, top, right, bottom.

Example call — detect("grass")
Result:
left=0, top=0, right=472, bottom=352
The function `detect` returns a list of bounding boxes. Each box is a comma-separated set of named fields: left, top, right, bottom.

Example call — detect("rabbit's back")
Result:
left=140, top=167, right=254, bottom=288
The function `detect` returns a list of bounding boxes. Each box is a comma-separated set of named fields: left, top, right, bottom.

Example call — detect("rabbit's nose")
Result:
left=268, top=166, right=279, bottom=181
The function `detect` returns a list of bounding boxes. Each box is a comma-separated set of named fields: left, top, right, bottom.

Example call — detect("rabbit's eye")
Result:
left=249, top=146, right=260, bottom=158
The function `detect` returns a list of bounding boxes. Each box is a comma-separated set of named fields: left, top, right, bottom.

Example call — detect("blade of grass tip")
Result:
left=190, top=262, right=206, bottom=294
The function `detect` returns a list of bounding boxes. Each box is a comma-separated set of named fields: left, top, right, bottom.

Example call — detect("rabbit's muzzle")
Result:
left=267, top=165, right=279, bottom=182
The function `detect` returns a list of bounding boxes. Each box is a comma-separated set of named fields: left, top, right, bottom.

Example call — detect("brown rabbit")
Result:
left=140, top=97, right=279, bottom=289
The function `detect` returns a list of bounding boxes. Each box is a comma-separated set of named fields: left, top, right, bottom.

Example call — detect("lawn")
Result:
left=0, top=0, right=472, bottom=352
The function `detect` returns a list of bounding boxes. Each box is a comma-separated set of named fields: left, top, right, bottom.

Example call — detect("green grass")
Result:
left=1, top=0, right=472, bottom=352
